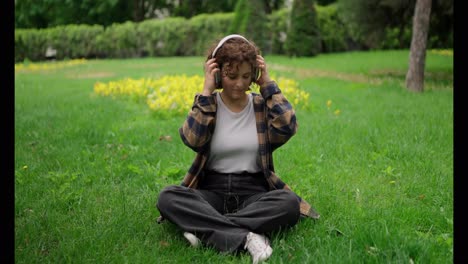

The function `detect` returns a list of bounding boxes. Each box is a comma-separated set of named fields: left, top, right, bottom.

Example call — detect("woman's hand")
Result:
left=202, top=58, right=219, bottom=96
left=255, top=55, right=272, bottom=87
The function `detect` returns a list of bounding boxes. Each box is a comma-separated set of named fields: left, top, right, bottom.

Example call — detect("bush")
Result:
left=269, top=9, right=289, bottom=55
left=96, top=21, right=140, bottom=58
left=15, top=29, right=47, bottom=62
left=229, top=0, right=269, bottom=53
left=137, top=17, right=189, bottom=57
left=187, top=13, right=235, bottom=56
left=285, top=0, right=322, bottom=56
left=316, top=4, right=348, bottom=52
left=18, top=4, right=449, bottom=62
left=43, top=24, right=104, bottom=59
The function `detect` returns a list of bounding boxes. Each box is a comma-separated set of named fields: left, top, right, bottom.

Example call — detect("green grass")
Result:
left=15, top=50, right=453, bottom=263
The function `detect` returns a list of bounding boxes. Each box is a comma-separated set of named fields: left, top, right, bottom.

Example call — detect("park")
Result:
left=15, top=0, right=453, bottom=263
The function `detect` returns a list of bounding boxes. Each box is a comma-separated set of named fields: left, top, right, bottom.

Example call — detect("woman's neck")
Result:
left=220, top=92, right=249, bottom=113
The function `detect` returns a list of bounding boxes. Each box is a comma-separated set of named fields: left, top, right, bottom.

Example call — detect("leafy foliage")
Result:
left=15, top=0, right=133, bottom=28
left=337, top=0, right=453, bottom=49
left=285, top=0, right=321, bottom=56
left=171, top=0, right=237, bottom=18
left=316, top=4, right=348, bottom=52
left=15, top=0, right=245, bottom=29
left=229, top=0, right=269, bottom=53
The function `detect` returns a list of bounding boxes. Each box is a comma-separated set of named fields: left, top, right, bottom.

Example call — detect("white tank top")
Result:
left=206, top=93, right=261, bottom=173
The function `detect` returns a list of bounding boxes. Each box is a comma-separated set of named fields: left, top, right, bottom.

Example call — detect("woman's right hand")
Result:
left=202, top=58, right=219, bottom=96
left=255, top=55, right=272, bottom=87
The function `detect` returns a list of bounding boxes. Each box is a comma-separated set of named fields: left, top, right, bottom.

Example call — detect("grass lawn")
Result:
left=14, top=49, right=453, bottom=263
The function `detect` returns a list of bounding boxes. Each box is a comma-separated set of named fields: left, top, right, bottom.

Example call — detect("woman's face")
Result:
left=221, top=62, right=252, bottom=100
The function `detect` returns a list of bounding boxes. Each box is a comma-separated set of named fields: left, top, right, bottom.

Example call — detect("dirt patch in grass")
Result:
left=369, top=69, right=453, bottom=90
left=296, top=68, right=383, bottom=85
left=126, top=61, right=202, bottom=69
left=268, top=64, right=382, bottom=84
left=127, top=64, right=161, bottom=69
left=369, top=69, right=453, bottom=81
left=66, top=72, right=116, bottom=79
left=369, top=69, right=406, bottom=78
left=270, top=66, right=452, bottom=90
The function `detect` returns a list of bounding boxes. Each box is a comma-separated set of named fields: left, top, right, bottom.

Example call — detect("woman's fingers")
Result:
left=255, top=55, right=271, bottom=86
left=256, top=55, right=266, bottom=71
left=202, top=58, right=219, bottom=94
left=205, top=58, right=218, bottom=75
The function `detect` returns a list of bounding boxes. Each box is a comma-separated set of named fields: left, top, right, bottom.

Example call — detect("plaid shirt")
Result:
left=158, top=81, right=319, bottom=223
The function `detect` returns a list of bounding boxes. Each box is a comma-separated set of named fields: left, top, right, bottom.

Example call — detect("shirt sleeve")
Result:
left=260, top=81, right=298, bottom=151
left=179, top=93, right=217, bottom=153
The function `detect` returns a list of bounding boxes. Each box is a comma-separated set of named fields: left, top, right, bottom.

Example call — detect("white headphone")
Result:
left=211, top=34, right=250, bottom=58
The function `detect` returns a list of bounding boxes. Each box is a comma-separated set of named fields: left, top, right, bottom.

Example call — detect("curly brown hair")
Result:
left=206, top=36, right=259, bottom=74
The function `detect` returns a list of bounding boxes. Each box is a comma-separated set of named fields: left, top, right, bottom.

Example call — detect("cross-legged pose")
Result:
left=156, top=34, right=319, bottom=264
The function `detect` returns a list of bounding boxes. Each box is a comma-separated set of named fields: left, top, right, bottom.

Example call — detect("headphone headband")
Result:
left=211, top=34, right=250, bottom=58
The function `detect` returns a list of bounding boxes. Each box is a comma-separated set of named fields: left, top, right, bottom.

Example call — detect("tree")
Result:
left=229, top=0, right=269, bottom=53
left=405, top=0, right=432, bottom=92
left=15, top=0, right=134, bottom=28
left=170, top=0, right=237, bottom=18
left=337, top=0, right=451, bottom=49
left=264, top=0, right=286, bottom=14
left=427, top=0, right=453, bottom=48
left=337, top=0, right=415, bottom=49
left=316, top=0, right=337, bottom=5
left=285, top=0, right=321, bottom=57
left=14, top=0, right=288, bottom=29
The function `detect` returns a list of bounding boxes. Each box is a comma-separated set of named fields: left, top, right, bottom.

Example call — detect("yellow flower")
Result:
left=15, top=59, right=87, bottom=72
left=95, top=74, right=309, bottom=115
left=334, top=109, right=341, bottom=116
left=327, top=100, right=332, bottom=108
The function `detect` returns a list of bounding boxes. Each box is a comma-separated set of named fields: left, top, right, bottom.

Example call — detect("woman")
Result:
left=156, top=34, right=319, bottom=264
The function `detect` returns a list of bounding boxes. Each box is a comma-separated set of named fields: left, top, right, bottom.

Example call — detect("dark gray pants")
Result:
left=156, top=171, right=301, bottom=253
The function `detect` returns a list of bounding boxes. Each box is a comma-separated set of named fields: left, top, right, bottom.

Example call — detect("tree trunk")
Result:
left=405, top=0, right=432, bottom=92
left=133, top=0, right=143, bottom=22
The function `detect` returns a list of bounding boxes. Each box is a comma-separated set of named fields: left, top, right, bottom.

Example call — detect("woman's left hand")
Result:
left=255, top=55, right=272, bottom=87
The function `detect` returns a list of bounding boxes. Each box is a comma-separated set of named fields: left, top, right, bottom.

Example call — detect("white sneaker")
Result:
left=183, top=232, right=201, bottom=247
left=244, top=232, right=273, bottom=264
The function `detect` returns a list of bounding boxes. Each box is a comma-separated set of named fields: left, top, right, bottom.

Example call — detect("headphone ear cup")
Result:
left=215, top=71, right=222, bottom=88
left=252, top=67, right=259, bottom=83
